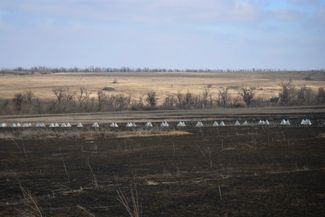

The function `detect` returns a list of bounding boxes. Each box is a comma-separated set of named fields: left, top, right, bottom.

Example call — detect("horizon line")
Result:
left=1, top=66, right=325, bottom=72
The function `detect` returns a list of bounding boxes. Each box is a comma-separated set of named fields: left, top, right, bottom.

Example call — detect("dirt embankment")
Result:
left=1, top=105, right=325, bottom=123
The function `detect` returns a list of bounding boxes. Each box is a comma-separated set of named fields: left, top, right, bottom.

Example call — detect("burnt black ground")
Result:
left=0, top=126, right=324, bottom=217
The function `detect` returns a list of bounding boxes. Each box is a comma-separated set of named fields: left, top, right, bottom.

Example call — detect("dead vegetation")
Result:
left=0, top=126, right=324, bottom=216
left=18, top=184, right=44, bottom=217
left=0, top=125, right=324, bottom=217
left=116, top=184, right=142, bottom=217
left=0, top=129, right=191, bottom=140
left=0, top=72, right=324, bottom=115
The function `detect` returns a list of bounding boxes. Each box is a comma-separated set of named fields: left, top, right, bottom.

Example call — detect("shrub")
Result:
left=103, top=87, right=115, bottom=91
left=316, top=87, right=325, bottom=104
left=240, top=87, right=255, bottom=107
left=146, top=91, right=157, bottom=108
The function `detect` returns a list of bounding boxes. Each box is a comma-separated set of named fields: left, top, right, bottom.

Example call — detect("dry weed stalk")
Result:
left=76, top=205, right=96, bottom=217
left=18, top=184, right=44, bottom=217
left=86, top=158, right=99, bottom=188
left=62, top=158, right=70, bottom=183
left=218, top=185, right=223, bottom=201
left=199, top=146, right=213, bottom=169
left=172, top=143, right=176, bottom=157
left=221, top=139, right=224, bottom=151
left=11, top=138, right=27, bottom=158
left=116, top=184, right=142, bottom=217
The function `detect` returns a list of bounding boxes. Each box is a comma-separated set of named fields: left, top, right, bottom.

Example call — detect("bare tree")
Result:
left=13, top=93, right=24, bottom=112
left=24, top=90, right=34, bottom=105
left=184, top=92, right=195, bottom=109
left=240, top=87, right=255, bottom=107
left=97, top=90, right=105, bottom=111
left=131, top=97, right=144, bottom=110
left=201, top=87, right=211, bottom=108
left=218, top=87, right=229, bottom=108
left=316, top=87, right=325, bottom=104
left=77, top=87, right=91, bottom=108
left=0, top=99, right=10, bottom=115
left=175, top=92, right=196, bottom=109
left=176, top=92, right=185, bottom=109
left=231, top=96, right=244, bottom=108
left=278, top=81, right=295, bottom=105
left=296, top=86, right=315, bottom=105
left=52, top=88, right=65, bottom=104
left=146, top=91, right=157, bottom=108
left=52, top=87, right=76, bottom=112
left=162, top=95, right=177, bottom=109
left=112, top=94, right=131, bottom=111
left=64, top=88, right=75, bottom=103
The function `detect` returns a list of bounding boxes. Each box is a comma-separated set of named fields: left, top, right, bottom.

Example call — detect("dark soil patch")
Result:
left=0, top=127, right=324, bottom=217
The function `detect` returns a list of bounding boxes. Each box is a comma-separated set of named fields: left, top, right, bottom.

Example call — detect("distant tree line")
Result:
left=0, top=82, right=324, bottom=115
left=1, top=66, right=324, bottom=74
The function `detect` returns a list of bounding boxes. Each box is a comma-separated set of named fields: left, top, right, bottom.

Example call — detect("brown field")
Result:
left=1, top=71, right=325, bottom=217
left=0, top=71, right=324, bottom=102
left=0, top=124, right=324, bottom=217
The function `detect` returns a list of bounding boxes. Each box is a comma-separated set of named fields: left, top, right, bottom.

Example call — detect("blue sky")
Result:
left=0, top=0, right=324, bottom=69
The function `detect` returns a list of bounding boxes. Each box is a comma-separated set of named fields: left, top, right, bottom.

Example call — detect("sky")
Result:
left=0, top=0, right=324, bottom=70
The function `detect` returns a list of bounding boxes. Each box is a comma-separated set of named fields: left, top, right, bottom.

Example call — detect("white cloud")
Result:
left=0, top=0, right=264, bottom=25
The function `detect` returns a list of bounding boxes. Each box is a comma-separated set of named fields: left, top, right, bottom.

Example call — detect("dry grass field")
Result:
left=1, top=71, right=325, bottom=217
left=1, top=71, right=324, bottom=102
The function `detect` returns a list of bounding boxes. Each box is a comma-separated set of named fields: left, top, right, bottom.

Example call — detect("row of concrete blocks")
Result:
left=0, top=119, right=313, bottom=128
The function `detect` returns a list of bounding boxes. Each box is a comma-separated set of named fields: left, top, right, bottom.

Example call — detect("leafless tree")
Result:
left=278, top=81, right=296, bottom=105
left=131, top=97, right=144, bottom=110
left=201, top=87, right=211, bottom=108
left=13, top=93, right=24, bottom=112
left=77, top=87, right=91, bottom=108
left=316, top=87, right=325, bottom=104
left=176, top=92, right=196, bottom=109
left=97, top=90, right=105, bottom=111
left=65, top=88, right=75, bottom=102
left=52, top=87, right=76, bottom=112
left=24, top=90, right=34, bottom=105
left=240, top=87, right=255, bottom=107
left=296, top=86, right=315, bottom=105
left=176, top=92, right=184, bottom=109
left=162, top=95, right=177, bottom=109
left=52, top=88, right=66, bottom=104
left=218, top=87, right=229, bottom=108
left=112, top=94, right=131, bottom=111
left=146, top=91, right=157, bottom=108
left=185, top=92, right=196, bottom=109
